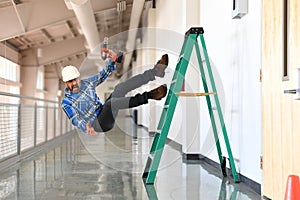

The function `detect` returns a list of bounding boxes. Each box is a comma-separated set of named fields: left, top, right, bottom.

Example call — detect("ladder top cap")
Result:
left=185, top=27, right=204, bottom=36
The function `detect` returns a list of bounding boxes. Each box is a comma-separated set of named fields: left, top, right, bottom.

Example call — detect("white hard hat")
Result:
left=62, top=65, right=80, bottom=82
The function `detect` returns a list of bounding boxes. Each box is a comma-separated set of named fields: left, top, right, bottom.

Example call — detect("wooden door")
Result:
left=262, top=0, right=300, bottom=199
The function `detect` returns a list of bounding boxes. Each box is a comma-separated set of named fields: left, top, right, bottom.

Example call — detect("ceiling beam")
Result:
left=38, top=36, right=86, bottom=66
left=0, top=0, right=75, bottom=41
left=10, top=0, right=25, bottom=32
left=44, top=52, right=85, bottom=79
left=0, top=0, right=134, bottom=42
left=20, top=36, right=86, bottom=66
left=65, top=20, right=78, bottom=37
left=40, top=29, right=54, bottom=43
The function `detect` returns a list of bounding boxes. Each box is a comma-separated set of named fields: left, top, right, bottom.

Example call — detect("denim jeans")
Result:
left=92, top=69, right=156, bottom=132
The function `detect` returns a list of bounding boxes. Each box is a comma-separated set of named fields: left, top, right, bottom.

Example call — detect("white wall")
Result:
left=149, top=0, right=186, bottom=144
left=141, top=0, right=262, bottom=184
left=199, top=0, right=262, bottom=183
left=95, top=77, right=116, bottom=104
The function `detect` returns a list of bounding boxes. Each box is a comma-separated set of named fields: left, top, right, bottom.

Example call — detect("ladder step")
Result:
left=142, top=156, right=153, bottom=179
left=149, top=154, right=154, bottom=159
left=177, top=55, right=183, bottom=64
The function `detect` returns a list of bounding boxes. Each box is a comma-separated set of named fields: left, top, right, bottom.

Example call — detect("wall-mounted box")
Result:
left=232, top=0, right=248, bottom=19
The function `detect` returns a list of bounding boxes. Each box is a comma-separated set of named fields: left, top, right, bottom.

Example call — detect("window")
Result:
left=36, top=67, right=44, bottom=90
left=0, top=56, right=19, bottom=82
left=0, top=56, right=20, bottom=99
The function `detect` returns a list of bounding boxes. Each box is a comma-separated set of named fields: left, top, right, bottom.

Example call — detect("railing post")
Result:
left=54, top=106, right=56, bottom=138
left=34, top=103, right=37, bottom=147
left=60, top=110, right=63, bottom=135
left=0, top=91, right=60, bottom=163
left=45, top=104, right=48, bottom=141
left=17, top=104, right=21, bottom=155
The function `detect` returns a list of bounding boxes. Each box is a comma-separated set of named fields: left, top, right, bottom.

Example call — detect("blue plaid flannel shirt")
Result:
left=61, top=61, right=116, bottom=133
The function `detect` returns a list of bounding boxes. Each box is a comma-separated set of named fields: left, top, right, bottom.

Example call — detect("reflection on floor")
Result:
left=0, top=112, right=263, bottom=200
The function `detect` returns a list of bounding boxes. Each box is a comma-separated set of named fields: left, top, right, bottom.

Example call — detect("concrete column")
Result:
left=183, top=0, right=201, bottom=155
left=20, top=48, right=39, bottom=104
left=186, top=0, right=200, bottom=29
left=134, top=39, right=145, bottom=125
left=45, top=78, right=59, bottom=101
left=58, top=80, right=66, bottom=103
left=147, top=8, right=157, bottom=133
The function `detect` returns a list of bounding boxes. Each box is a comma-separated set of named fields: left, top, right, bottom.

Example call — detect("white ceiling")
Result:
left=0, top=0, right=152, bottom=79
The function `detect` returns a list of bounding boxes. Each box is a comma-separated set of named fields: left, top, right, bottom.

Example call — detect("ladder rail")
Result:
left=143, top=34, right=197, bottom=184
left=194, top=40, right=224, bottom=165
left=144, top=71, right=187, bottom=184
left=199, top=34, right=240, bottom=182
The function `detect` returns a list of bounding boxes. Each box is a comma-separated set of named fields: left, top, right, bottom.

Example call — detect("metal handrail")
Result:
left=0, top=91, right=73, bottom=166
left=0, top=91, right=58, bottom=103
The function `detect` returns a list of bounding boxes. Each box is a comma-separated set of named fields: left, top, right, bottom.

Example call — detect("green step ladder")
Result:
left=142, top=27, right=240, bottom=184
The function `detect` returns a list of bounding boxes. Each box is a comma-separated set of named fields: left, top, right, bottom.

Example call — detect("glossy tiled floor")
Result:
left=0, top=112, right=263, bottom=200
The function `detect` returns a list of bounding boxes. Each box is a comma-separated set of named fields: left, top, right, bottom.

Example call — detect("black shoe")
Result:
left=148, top=84, right=167, bottom=100
left=153, top=54, right=168, bottom=77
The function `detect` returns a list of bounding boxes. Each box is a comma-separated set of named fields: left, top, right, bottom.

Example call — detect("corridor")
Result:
left=0, top=112, right=262, bottom=200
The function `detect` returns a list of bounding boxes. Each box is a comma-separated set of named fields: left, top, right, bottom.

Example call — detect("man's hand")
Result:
left=103, top=49, right=123, bottom=63
left=86, top=122, right=98, bottom=136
